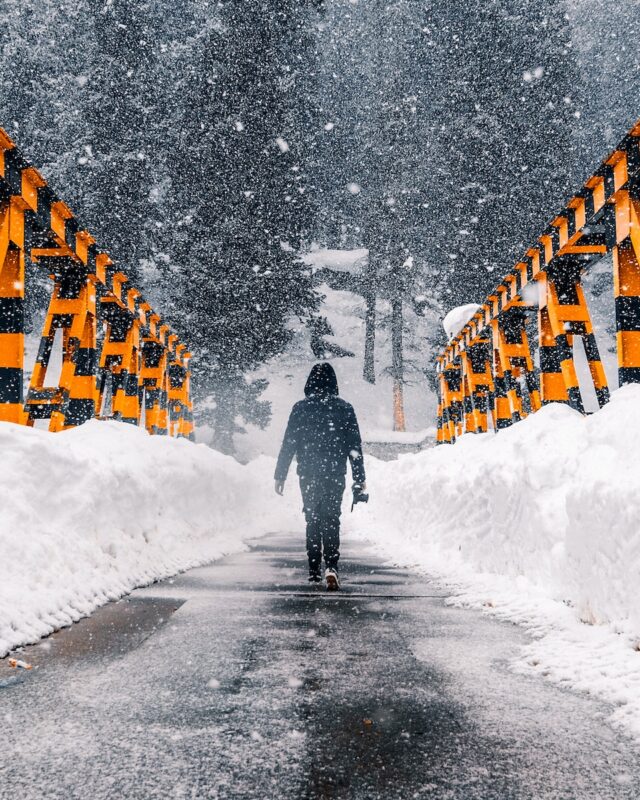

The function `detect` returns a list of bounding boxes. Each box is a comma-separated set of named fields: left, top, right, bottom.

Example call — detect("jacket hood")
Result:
left=304, top=362, right=339, bottom=398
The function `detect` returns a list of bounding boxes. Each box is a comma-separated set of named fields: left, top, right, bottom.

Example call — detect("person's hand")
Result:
left=361, top=482, right=367, bottom=491
left=275, top=480, right=285, bottom=496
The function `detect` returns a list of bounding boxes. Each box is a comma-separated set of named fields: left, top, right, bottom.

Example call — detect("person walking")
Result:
left=274, top=363, right=366, bottom=590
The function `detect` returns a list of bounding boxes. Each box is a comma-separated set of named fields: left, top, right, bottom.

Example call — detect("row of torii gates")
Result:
left=436, top=118, right=640, bottom=444
left=0, top=129, right=193, bottom=438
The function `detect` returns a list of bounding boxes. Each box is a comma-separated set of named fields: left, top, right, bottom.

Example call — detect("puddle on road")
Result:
left=0, top=596, right=186, bottom=683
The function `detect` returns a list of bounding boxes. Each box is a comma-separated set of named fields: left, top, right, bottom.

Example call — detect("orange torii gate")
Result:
left=436, top=118, right=640, bottom=444
left=0, top=129, right=194, bottom=438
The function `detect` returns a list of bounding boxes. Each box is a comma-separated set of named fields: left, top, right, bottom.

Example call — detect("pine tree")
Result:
left=315, top=0, right=442, bottom=419
left=161, top=1, right=323, bottom=451
left=78, top=0, right=169, bottom=285
left=425, top=0, right=583, bottom=303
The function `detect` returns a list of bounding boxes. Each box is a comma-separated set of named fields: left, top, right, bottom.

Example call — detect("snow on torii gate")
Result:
left=436, top=118, right=640, bottom=445
left=0, top=128, right=194, bottom=439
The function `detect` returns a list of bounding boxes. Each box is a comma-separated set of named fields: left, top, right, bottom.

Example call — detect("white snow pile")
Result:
left=442, top=303, right=481, bottom=341
left=0, top=420, right=297, bottom=657
left=350, top=384, right=640, bottom=737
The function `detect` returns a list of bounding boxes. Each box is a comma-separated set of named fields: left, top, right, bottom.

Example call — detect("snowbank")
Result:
left=0, top=420, right=297, bottom=657
left=351, top=385, right=640, bottom=736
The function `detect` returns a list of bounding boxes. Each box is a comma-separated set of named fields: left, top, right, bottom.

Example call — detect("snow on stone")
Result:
left=442, top=303, right=481, bottom=341
left=523, top=66, right=545, bottom=83
left=0, top=420, right=297, bottom=657
left=347, top=384, right=640, bottom=738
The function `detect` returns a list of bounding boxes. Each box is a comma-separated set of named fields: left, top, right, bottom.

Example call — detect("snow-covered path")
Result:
left=2, top=533, right=639, bottom=799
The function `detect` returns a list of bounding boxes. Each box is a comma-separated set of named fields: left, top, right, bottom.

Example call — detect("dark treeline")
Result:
left=2, top=0, right=639, bottom=449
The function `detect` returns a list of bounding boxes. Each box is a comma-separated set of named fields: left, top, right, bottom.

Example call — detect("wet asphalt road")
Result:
left=2, top=532, right=640, bottom=799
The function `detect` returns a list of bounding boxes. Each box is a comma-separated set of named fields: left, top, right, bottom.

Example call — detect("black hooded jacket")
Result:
left=274, top=363, right=365, bottom=484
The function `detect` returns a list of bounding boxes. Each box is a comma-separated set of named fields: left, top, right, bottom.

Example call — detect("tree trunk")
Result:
left=363, top=289, right=376, bottom=384
left=391, top=295, right=405, bottom=432
left=362, top=250, right=376, bottom=383
left=213, top=387, right=236, bottom=455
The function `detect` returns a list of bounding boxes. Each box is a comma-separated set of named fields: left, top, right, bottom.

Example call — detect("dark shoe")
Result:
left=325, top=568, right=340, bottom=591
left=308, top=572, right=322, bottom=584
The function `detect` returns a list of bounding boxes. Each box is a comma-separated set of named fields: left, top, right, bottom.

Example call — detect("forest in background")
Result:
left=2, top=0, right=639, bottom=450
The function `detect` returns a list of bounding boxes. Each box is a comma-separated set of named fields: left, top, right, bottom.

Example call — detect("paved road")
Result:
left=2, top=532, right=640, bottom=799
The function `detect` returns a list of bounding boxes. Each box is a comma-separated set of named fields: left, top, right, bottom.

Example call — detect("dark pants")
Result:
left=299, top=474, right=345, bottom=573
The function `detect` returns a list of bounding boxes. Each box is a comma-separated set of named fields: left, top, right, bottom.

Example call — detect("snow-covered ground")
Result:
left=4, top=387, right=640, bottom=740
left=347, top=384, right=640, bottom=738
left=0, top=420, right=297, bottom=658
